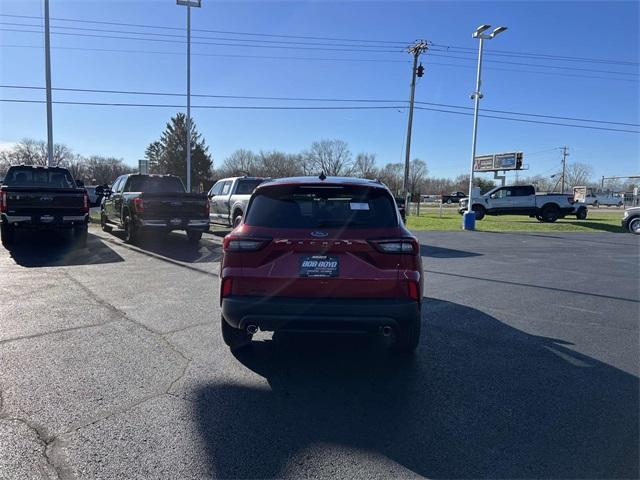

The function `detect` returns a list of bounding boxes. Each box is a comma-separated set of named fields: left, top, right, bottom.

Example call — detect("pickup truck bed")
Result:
left=1, top=166, right=89, bottom=247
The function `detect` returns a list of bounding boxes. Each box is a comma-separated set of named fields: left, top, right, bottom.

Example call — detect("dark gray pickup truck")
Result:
left=0, top=165, right=89, bottom=247
left=100, top=174, right=209, bottom=244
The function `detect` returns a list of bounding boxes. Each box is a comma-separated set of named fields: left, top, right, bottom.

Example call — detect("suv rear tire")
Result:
left=221, top=317, right=252, bottom=350
left=391, top=316, right=421, bottom=354
left=0, top=222, right=15, bottom=246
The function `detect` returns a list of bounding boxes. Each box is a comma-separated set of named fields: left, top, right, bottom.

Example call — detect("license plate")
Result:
left=40, top=215, right=54, bottom=223
left=299, top=255, right=339, bottom=277
left=170, top=218, right=182, bottom=226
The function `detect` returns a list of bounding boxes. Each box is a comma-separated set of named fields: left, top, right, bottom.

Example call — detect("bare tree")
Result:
left=303, top=139, right=352, bottom=176
left=255, top=151, right=303, bottom=178
left=83, top=156, right=134, bottom=185
left=219, top=149, right=258, bottom=177
left=352, top=152, right=378, bottom=179
left=378, top=162, right=404, bottom=196
left=408, top=158, right=428, bottom=199
left=564, top=162, right=594, bottom=189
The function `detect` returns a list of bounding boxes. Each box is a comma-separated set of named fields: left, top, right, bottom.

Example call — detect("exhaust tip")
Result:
left=381, top=326, right=393, bottom=337
left=246, top=324, right=258, bottom=335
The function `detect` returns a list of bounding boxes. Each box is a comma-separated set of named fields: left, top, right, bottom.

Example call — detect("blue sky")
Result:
left=0, top=0, right=638, bottom=181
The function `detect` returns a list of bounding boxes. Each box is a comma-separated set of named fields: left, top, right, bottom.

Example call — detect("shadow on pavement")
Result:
left=108, top=230, right=221, bottom=264
left=195, top=298, right=638, bottom=479
left=6, top=231, right=124, bottom=268
left=420, top=244, right=482, bottom=258
left=563, top=221, right=625, bottom=233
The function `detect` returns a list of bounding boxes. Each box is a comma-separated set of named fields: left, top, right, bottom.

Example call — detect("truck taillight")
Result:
left=83, top=192, right=89, bottom=213
left=0, top=191, right=6, bottom=213
left=133, top=197, right=144, bottom=213
left=205, top=200, right=210, bottom=216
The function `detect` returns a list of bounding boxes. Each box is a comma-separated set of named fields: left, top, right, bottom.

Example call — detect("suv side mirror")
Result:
left=76, top=179, right=85, bottom=187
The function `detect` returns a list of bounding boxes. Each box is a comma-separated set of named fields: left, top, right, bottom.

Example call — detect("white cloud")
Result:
left=0, top=141, right=17, bottom=152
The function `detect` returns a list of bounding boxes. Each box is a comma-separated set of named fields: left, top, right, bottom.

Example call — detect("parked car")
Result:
left=622, top=207, right=640, bottom=234
left=208, top=176, right=266, bottom=227
left=0, top=165, right=89, bottom=247
left=219, top=175, right=423, bottom=353
left=459, top=185, right=577, bottom=222
left=441, top=191, right=467, bottom=204
left=100, top=174, right=209, bottom=244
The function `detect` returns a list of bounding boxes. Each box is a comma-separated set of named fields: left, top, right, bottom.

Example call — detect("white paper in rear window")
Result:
left=350, top=202, right=370, bottom=210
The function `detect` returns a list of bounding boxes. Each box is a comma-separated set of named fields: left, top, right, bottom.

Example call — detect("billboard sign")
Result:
left=474, top=151, right=523, bottom=172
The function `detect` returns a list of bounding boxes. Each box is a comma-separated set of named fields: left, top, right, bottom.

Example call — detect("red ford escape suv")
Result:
left=219, top=176, right=423, bottom=353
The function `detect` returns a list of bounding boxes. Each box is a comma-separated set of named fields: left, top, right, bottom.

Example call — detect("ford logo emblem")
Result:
left=310, top=231, right=328, bottom=238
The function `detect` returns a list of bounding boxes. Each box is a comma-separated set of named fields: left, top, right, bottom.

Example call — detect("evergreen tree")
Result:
left=145, top=113, right=213, bottom=191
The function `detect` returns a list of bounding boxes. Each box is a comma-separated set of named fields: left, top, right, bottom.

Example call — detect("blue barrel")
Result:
left=462, top=211, right=476, bottom=230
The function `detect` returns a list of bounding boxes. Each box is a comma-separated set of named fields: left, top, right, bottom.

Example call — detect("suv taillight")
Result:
left=133, top=197, right=144, bottom=213
left=205, top=200, right=210, bottom=216
left=223, top=235, right=270, bottom=252
left=369, top=238, right=418, bottom=254
left=221, top=277, right=233, bottom=298
left=407, top=281, right=420, bottom=302
left=0, top=191, right=6, bottom=213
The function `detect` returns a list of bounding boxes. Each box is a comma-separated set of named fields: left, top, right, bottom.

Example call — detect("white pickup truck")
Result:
left=207, top=176, right=266, bottom=227
left=459, top=185, right=586, bottom=222
left=573, top=187, right=624, bottom=208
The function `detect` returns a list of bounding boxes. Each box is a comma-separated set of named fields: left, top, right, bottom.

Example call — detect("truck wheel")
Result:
left=0, top=223, right=15, bottom=246
left=74, top=226, right=88, bottom=248
left=576, top=207, right=588, bottom=220
left=472, top=205, right=486, bottom=220
left=629, top=217, right=640, bottom=235
left=540, top=205, right=559, bottom=223
left=446, top=199, right=452, bottom=204
left=391, top=316, right=421, bottom=354
left=100, top=212, right=112, bottom=233
left=187, top=230, right=202, bottom=244
left=593, top=200, right=599, bottom=208
left=232, top=212, right=243, bottom=228
left=124, top=216, right=138, bottom=244
left=221, top=317, right=252, bottom=350
left=535, top=215, right=545, bottom=222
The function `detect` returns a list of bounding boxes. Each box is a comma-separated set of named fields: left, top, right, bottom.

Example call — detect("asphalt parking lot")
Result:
left=1, top=226, right=638, bottom=479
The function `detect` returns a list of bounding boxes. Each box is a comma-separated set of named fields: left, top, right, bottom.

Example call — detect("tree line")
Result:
left=4, top=113, right=632, bottom=195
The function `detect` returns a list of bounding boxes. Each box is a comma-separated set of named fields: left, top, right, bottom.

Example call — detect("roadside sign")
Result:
left=474, top=151, right=524, bottom=172
left=138, top=159, right=149, bottom=175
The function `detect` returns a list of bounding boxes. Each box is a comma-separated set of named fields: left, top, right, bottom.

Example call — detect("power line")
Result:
left=0, top=28, right=403, bottom=54
left=3, top=84, right=637, bottom=127
left=1, top=97, right=637, bottom=133
left=3, top=43, right=634, bottom=83
left=2, top=13, right=636, bottom=66
left=0, top=21, right=406, bottom=50
left=4, top=24, right=636, bottom=78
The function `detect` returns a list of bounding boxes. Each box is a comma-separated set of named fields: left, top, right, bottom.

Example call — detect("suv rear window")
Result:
left=245, top=184, right=398, bottom=229
left=127, top=176, right=185, bottom=193
left=235, top=179, right=264, bottom=195
left=3, top=167, right=76, bottom=188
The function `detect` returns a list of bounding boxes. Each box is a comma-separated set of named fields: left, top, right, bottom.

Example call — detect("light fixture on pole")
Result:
left=463, top=24, right=507, bottom=231
left=176, top=0, right=202, bottom=192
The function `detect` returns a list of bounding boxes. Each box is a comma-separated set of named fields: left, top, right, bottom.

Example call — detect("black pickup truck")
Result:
left=100, top=174, right=209, bottom=244
left=0, top=165, right=89, bottom=247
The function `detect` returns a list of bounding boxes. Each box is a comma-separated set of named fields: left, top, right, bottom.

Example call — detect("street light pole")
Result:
left=463, top=24, right=507, bottom=231
left=177, top=0, right=202, bottom=193
left=403, top=40, right=428, bottom=217
left=44, top=0, right=54, bottom=167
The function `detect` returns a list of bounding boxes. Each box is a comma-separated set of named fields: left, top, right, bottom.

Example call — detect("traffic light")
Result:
left=516, top=151, right=523, bottom=170
left=416, top=63, right=425, bottom=78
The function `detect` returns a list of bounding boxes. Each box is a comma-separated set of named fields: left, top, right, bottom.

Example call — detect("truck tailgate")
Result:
left=3, top=187, right=85, bottom=214
left=141, top=193, right=207, bottom=218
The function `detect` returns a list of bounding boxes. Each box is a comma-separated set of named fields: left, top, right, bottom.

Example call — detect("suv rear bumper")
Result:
left=221, top=296, right=421, bottom=332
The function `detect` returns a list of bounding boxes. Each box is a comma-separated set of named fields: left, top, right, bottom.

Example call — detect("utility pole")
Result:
left=402, top=40, right=428, bottom=217
left=44, top=0, right=54, bottom=167
left=177, top=0, right=202, bottom=192
left=560, top=146, right=569, bottom=194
